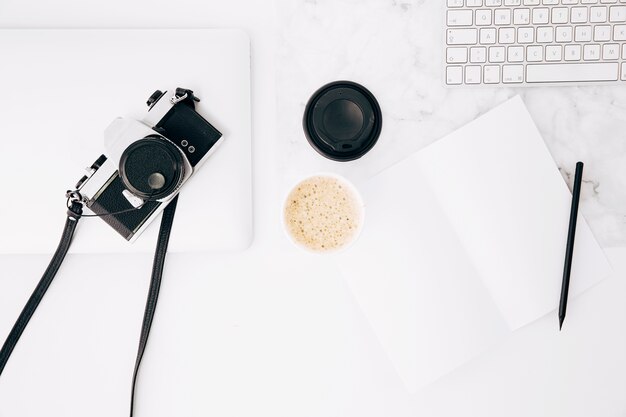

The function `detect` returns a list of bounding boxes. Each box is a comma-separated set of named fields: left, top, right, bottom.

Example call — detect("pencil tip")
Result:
left=559, top=317, right=564, bottom=331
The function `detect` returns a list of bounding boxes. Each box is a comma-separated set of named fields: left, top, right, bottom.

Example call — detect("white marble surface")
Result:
left=277, top=0, right=626, bottom=246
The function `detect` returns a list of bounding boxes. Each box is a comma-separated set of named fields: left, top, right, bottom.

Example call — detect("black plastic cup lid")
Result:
left=303, top=81, right=382, bottom=162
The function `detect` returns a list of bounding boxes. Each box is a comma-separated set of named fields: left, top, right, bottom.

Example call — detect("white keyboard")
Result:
left=445, top=0, right=626, bottom=86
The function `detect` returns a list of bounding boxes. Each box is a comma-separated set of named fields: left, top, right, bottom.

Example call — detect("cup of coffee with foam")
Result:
left=282, top=174, right=364, bottom=253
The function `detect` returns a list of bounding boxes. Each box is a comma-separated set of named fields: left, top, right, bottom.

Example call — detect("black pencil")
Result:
left=559, top=161, right=584, bottom=331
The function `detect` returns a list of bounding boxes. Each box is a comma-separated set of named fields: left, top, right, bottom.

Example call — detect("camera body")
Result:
left=76, top=88, right=223, bottom=241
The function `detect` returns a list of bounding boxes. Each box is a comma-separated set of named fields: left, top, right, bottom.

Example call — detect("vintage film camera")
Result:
left=73, top=88, right=223, bottom=241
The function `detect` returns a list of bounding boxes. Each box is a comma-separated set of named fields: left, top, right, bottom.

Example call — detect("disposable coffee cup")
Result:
left=303, top=81, right=382, bottom=162
left=282, top=173, right=365, bottom=254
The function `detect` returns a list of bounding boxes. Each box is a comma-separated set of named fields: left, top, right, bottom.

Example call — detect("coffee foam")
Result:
left=284, top=175, right=362, bottom=252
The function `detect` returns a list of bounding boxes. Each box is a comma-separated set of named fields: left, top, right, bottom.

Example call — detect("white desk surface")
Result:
left=0, top=1, right=625, bottom=416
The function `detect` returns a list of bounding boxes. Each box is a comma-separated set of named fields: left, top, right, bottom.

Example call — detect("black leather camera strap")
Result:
left=0, top=195, right=179, bottom=417
left=129, top=194, right=178, bottom=417
left=0, top=201, right=83, bottom=376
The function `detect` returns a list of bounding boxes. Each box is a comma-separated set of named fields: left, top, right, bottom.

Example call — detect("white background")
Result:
left=0, top=1, right=625, bottom=416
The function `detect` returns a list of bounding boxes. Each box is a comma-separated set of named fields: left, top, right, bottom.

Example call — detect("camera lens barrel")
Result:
left=119, top=136, right=185, bottom=201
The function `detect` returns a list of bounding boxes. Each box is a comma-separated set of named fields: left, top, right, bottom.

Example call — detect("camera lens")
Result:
left=119, top=136, right=185, bottom=200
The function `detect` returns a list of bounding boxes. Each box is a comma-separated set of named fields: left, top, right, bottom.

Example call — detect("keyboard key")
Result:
left=533, top=8, right=550, bottom=24
left=590, top=6, right=608, bottom=22
left=447, top=47, right=469, bottom=63
left=527, top=45, right=544, bottom=61
left=448, top=10, right=473, bottom=26
left=470, top=46, right=488, bottom=62
left=571, top=7, right=589, bottom=23
left=508, top=45, right=525, bottom=61
left=518, top=27, right=535, bottom=43
left=609, top=5, right=626, bottom=21
left=484, top=65, right=501, bottom=83
left=494, top=8, right=512, bottom=24
left=514, top=8, right=531, bottom=24
left=602, top=43, right=620, bottom=58
left=476, top=9, right=493, bottom=25
left=546, top=45, right=563, bottom=60
left=552, top=7, right=569, bottom=23
left=594, top=25, right=612, bottom=40
left=447, top=28, right=478, bottom=44
left=499, top=27, right=516, bottom=43
left=502, top=64, right=524, bottom=83
left=584, top=44, right=602, bottom=59
left=446, top=66, right=464, bottom=84
left=575, top=25, right=593, bottom=41
left=565, top=44, right=583, bottom=60
left=489, top=45, right=506, bottom=61
left=465, top=65, right=482, bottom=83
left=556, top=26, right=574, bottom=42
left=480, top=27, right=497, bottom=43
left=526, top=62, right=618, bottom=82
left=536, top=26, right=554, bottom=42
left=614, top=24, right=626, bottom=39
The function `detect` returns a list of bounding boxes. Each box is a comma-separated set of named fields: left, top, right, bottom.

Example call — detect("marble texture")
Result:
left=276, top=0, right=626, bottom=247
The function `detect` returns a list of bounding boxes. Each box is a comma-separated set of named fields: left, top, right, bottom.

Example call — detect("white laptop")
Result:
left=0, top=29, right=252, bottom=253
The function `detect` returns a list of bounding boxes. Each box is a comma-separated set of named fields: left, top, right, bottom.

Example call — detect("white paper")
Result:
left=339, top=169, right=509, bottom=392
left=338, top=96, right=611, bottom=393
left=415, top=96, right=611, bottom=329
